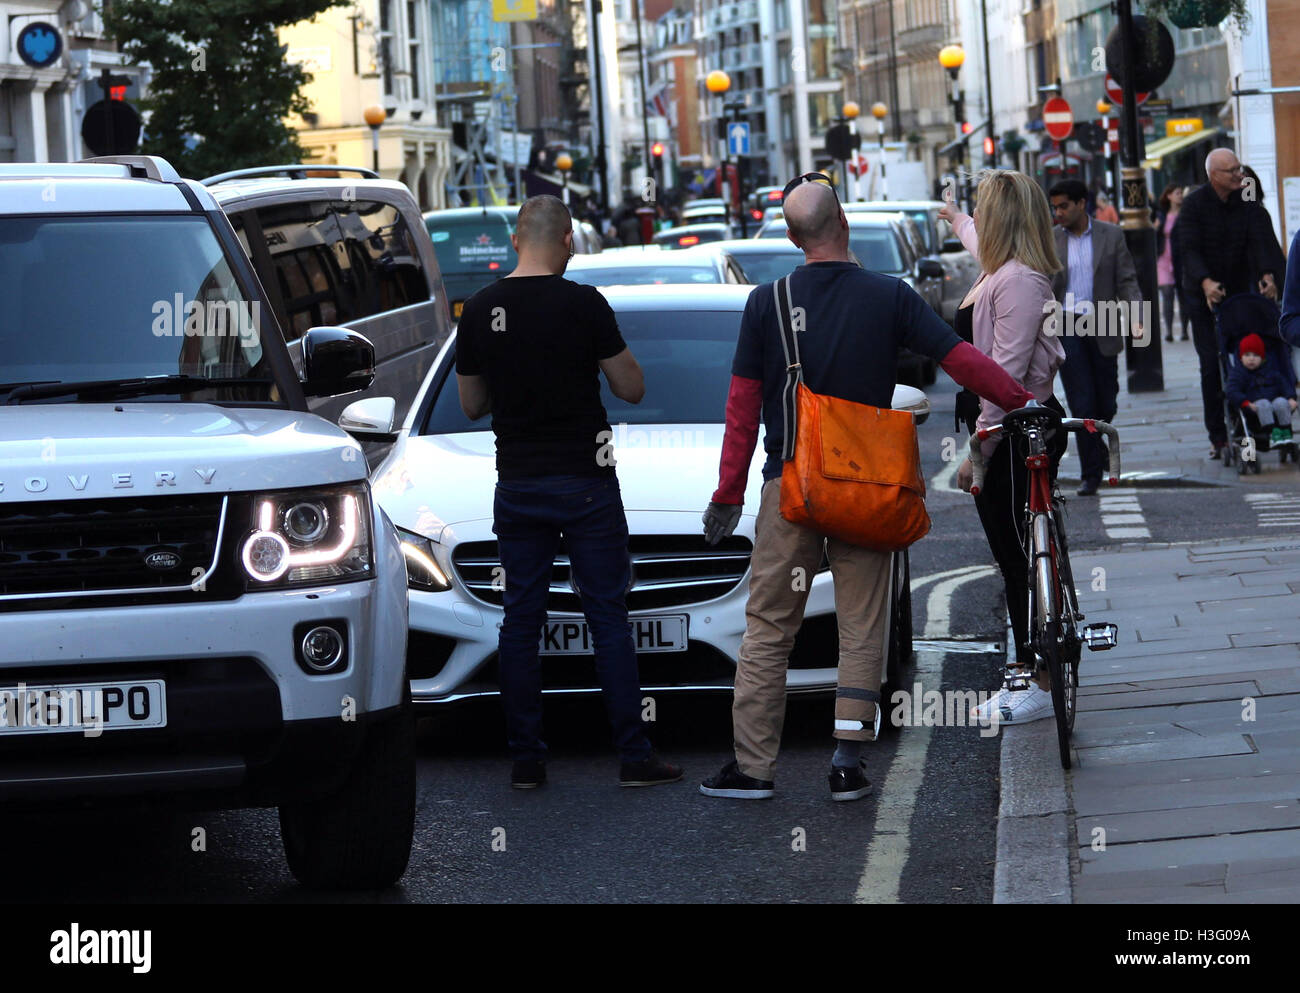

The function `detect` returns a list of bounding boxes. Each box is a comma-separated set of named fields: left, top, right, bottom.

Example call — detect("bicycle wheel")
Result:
left=1031, top=517, right=1075, bottom=768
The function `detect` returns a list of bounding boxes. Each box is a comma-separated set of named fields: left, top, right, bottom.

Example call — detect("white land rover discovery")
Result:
left=0, top=156, right=414, bottom=890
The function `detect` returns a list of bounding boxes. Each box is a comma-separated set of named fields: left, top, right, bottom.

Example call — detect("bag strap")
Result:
left=775, top=273, right=802, bottom=461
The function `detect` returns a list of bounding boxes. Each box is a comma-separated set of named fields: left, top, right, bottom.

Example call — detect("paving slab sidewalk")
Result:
left=993, top=338, right=1300, bottom=904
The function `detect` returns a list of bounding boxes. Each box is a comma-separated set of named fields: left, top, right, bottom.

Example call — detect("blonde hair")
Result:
left=972, top=170, right=1061, bottom=277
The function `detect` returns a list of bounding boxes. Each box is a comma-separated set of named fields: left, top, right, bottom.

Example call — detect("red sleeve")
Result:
left=939, top=340, right=1035, bottom=412
left=712, top=375, right=763, bottom=505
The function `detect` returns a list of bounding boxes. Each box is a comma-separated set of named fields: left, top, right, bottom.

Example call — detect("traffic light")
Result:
left=983, top=136, right=995, bottom=158
left=960, top=121, right=973, bottom=136
left=651, top=142, right=664, bottom=166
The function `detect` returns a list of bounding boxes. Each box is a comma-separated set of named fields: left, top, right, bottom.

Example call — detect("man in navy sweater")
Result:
left=697, top=173, right=1042, bottom=802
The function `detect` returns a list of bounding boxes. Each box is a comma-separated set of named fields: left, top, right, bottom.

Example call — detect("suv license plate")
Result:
left=539, top=616, right=687, bottom=656
left=0, top=680, right=166, bottom=736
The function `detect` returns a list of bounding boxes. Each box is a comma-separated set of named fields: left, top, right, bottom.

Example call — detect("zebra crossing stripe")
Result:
left=1099, top=488, right=1149, bottom=539
left=1246, top=493, right=1300, bottom=527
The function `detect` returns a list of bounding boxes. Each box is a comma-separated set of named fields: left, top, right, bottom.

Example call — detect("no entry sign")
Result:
left=1104, top=74, right=1149, bottom=107
left=1043, top=97, right=1074, bottom=141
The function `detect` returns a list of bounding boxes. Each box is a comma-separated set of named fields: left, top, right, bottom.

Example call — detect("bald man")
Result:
left=1178, top=148, right=1286, bottom=458
left=699, top=174, right=1043, bottom=801
left=456, top=194, right=682, bottom=790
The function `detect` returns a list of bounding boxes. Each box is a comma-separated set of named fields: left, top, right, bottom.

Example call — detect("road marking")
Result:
left=924, top=567, right=995, bottom=638
left=910, top=563, right=993, bottom=593
left=855, top=566, right=995, bottom=903
left=912, top=638, right=1003, bottom=654
left=1099, top=487, right=1149, bottom=539
left=930, top=455, right=962, bottom=494
left=1246, top=492, right=1300, bottom=528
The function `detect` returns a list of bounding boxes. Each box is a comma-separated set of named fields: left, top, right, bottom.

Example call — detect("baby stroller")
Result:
left=1215, top=293, right=1300, bottom=474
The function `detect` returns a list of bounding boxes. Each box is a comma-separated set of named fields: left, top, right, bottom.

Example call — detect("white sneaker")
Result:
left=971, top=685, right=1055, bottom=726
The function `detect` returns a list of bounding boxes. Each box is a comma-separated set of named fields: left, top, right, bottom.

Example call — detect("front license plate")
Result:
left=538, top=615, right=688, bottom=656
left=452, top=300, right=464, bottom=318
left=0, top=680, right=166, bottom=735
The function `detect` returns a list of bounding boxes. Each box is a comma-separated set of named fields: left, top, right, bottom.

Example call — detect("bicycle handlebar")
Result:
left=967, top=417, right=1121, bottom=496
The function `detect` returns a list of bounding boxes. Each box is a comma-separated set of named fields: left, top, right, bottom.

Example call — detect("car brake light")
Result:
left=751, top=209, right=762, bottom=220
left=767, top=191, right=782, bottom=200
left=489, top=261, right=499, bottom=270
left=679, top=235, right=700, bottom=246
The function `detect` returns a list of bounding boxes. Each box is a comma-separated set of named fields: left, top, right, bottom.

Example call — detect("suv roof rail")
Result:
left=81, top=156, right=183, bottom=183
left=200, top=165, right=381, bottom=186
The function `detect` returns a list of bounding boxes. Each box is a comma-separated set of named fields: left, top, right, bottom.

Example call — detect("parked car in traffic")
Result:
left=203, top=165, right=452, bottom=428
left=359, top=284, right=925, bottom=705
left=2, top=155, right=415, bottom=890
left=844, top=200, right=979, bottom=324
left=694, top=239, right=805, bottom=284
left=756, top=214, right=944, bottom=384
left=565, top=246, right=746, bottom=286
left=654, top=222, right=733, bottom=249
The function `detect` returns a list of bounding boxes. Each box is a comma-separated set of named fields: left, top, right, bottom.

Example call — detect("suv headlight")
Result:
left=241, top=484, right=373, bottom=588
left=396, top=528, right=452, bottom=592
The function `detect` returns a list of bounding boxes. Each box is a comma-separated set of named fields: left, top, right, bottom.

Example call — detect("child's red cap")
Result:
left=1239, top=333, right=1265, bottom=359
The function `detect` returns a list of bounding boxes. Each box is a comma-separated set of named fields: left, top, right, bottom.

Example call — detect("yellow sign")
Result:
left=1166, top=118, right=1203, bottom=137
left=492, top=0, right=538, bottom=21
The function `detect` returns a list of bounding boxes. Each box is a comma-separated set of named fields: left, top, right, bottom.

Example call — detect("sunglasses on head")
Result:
left=782, top=172, right=838, bottom=202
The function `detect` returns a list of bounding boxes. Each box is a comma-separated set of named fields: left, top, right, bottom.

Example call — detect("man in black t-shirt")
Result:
left=456, top=194, right=681, bottom=790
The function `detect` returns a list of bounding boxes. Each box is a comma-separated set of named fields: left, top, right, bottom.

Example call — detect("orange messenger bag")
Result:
left=773, top=273, right=930, bottom=551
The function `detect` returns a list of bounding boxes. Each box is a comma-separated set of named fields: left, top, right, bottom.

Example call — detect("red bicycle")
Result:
left=969, top=405, right=1121, bottom=769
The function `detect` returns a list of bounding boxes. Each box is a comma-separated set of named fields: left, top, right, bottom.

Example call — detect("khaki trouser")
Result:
left=733, top=478, right=893, bottom=782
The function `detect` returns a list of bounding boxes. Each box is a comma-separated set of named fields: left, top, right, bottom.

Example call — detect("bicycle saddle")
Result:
left=1002, top=403, right=1063, bottom=430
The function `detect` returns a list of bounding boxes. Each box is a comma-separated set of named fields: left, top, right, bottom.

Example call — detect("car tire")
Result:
left=879, top=550, right=914, bottom=736
left=279, top=689, right=417, bottom=891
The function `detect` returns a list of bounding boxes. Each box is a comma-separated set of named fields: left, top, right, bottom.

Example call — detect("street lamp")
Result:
left=841, top=101, right=861, bottom=202
left=705, top=70, right=734, bottom=230
left=363, top=104, right=386, bottom=173
left=556, top=152, right=573, bottom=206
left=870, top=101, right=887, bottom=201
left=938, top=45, right=966, bottom=209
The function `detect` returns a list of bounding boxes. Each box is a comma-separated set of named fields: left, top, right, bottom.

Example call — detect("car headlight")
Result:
left=396, top=528, right=452, bottom=592
left=241, top=484, right=373, bottom=588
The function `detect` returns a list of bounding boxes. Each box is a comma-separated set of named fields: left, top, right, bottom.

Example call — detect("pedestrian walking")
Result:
left=942, top=171, right=1070, bottom=726
left=1047, top=179, right=1144, bottom=496
left=698, top=172, right=1041, bottom=801
left=1177, top=148, right=1286, bottom=460
left=1154, top=183, right=1190, bottom=342
left=1282, top=227, right=1300, bottom=353
left=455, top=194, right=682, bottom=790
left=1094, top=190, right=1120, bottom=224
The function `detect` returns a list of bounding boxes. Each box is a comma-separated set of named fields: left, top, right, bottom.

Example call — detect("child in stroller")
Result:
left=1224, top=331, right=1300, bottom=473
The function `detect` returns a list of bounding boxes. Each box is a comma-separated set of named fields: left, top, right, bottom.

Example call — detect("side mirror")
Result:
left=891, top=384, right=931, bottom=426
left=339, top=396, right=397, bottom=438
left=941, top=237, right=963, bottom=254
left=918, top=258, right=945, bottom=280
left=302, top=327, right=376, bottom=398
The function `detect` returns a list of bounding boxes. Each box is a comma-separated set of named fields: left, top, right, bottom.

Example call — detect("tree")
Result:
left=102, top=0, right=347, bottom=179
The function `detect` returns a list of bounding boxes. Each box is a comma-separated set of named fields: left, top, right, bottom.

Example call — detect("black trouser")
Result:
left=973, top=396, right=1068, bottom=669
left=1058, top=333, right=1118, bottom=486
left=1188, top=300, right=1227, bottom=446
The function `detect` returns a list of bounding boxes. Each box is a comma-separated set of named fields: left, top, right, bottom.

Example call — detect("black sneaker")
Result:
left=829, top=762, right=873, bottom=801
left=619, top=754, right=683, bottom=787
left=511, top=759, right=546, bottom=789
left=699, top=760, right=774, bottom=799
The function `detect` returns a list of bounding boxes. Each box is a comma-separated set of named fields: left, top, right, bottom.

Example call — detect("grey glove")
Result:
left=702, top=502, right=742, bottom=545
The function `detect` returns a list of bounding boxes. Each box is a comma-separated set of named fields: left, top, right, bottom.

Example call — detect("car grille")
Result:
left=452, top=535, right=753, bottom=612
left=0, top=494, right=227, bottom=600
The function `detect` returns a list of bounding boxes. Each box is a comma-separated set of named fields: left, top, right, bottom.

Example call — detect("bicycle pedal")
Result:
left=1001, top=668, right=1034, bottom=690
left=1082, top=622, right=1118, bottom=651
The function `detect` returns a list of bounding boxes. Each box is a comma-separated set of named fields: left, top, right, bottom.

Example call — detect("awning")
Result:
left=1141, top=128, right=1218, bottom=169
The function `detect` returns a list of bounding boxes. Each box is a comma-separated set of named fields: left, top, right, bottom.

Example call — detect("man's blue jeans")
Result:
left=493, top=473, right=652, bottom=763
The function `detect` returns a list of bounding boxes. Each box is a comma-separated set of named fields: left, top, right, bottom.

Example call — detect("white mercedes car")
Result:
left=345, top=284, right=927, bottom=704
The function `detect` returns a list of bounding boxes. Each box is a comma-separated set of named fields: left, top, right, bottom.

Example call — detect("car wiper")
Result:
left=0, top=380, right=57, bottom=398
left=4, top=374, right=274, bottom=404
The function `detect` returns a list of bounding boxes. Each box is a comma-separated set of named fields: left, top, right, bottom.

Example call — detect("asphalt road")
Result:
left=4, top=372, right=1271, bottom=904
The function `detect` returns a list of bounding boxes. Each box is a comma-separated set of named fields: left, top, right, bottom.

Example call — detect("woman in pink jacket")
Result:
left=940, top=171, right=1067, bottom=726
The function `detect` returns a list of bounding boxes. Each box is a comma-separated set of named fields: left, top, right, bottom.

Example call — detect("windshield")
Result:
left=761, top=223, right=903, bottom=274
left=729, top=251, right=801, bottom=284
left=422, top=308, right=743, bottom=434
left=425, top=214, right=517, bottom=275
left=566, top=265, right=721, bottom=286
left=0, top=215, right=274, bottom=401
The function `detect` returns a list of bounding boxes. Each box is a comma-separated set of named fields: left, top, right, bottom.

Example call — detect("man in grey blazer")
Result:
left=1048, top=180, right=1144, bottom=495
